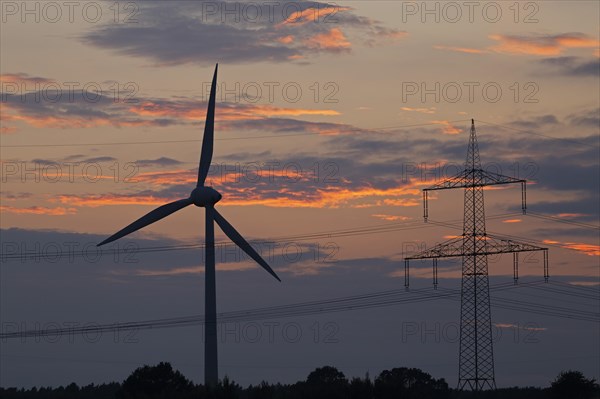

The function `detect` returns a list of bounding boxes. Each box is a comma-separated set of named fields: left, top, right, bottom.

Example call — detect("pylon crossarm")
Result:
left=424, top=169, right=525, bottom=192
left=404, top=235, right=547, bottom=260
left=403, top=234, right=549, bottom=288
left=485, top=234, right=547, bottom=253
left=424, top=169, right=471, bottom=191
left=404, top=236, right=465, bottom=260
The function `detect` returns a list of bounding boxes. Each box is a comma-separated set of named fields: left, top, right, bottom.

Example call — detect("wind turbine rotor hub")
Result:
left=190, top=186, right=222, bottom=207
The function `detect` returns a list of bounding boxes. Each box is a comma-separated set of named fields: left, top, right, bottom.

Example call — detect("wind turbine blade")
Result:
left=213, top=208, right=281, bottom=282
left=197, top=64, right=218, bottom=187
left=97, top=198, right=193, bottom=246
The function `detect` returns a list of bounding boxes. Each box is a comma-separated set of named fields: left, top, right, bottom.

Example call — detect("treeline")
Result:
left=1, top=362, right=598, bottom=399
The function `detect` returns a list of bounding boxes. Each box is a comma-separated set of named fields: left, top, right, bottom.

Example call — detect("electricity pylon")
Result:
left=404, top=119, right=549, bottom=391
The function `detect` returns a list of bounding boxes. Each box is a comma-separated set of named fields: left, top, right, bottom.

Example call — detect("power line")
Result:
left=526, top=211, right=599, bottom=231
left=476, top=120, right=599, bottom=149
left=0, top=212, right=523, bottom=262
left=2, top=280, right=598, bottom=341
left=427, top=218, right=598, bottom=255
left=2, top=211, right=596, bottom=262
left=549, top=280, right=600, bottom=294
left=2, top=119, right=597, bottom=150
left=0, top=120, right=470, bottom=148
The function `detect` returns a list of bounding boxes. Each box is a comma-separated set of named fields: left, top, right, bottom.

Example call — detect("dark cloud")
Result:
left=1, top=83, right=342, bottom=131
left=1, top=90, right=181, bottom=129
left=81, top=1, right=404, bottom=66
left=222, top=117, right=363, bottom=135
left=30, top=158, right=60, bottom=166
left=567, top=108, right=600, bottom=128
left=84, top=156, right=119, bottom=163
left=28, top=156, right=117, bottom=165
left=64, top=154, right=86, bottom=161
left=533, top=226, right=599, bottom=239
left=524, top=197, right=600, bottom=221
left=539, top=57, right=600, bottom=77
left=84, top=17, right=299, bottom=66
left=507, top=114, right=559, bottom=130
left=134, top=157, right=184, bottom=167
left=0, top=192, right=33, bottom=200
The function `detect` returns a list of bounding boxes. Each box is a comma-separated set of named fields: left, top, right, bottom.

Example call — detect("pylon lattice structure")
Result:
left=404, top=119, right=549, bottom=391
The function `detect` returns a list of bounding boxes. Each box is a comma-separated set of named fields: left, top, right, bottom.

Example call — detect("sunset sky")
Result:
left=1, top=0, right=599, bottom=389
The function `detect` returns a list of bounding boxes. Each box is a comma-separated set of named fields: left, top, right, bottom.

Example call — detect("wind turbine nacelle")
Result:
left=190, top=187, right=222, bottom=207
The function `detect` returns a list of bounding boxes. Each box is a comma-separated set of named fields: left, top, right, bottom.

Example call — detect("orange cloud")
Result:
left=55, top=182, right=423, bottom=210
left=1, top=106, right=182, bottom=130
left=568, top=281, right=600, bottom=287
left=54, top=194, right=171, bottom=208
left=0, top=73, right=53, bottom=85
left=433, top=45, right=487, bottom=54
left=489, top=33, right=600, bottom=56
left=381, top=198, right=420, bottom=207
left=135, top=266, right=204, bottom=276
left=134, top=260, right=261, bottom=276
left=128, top=102, right=340, bottom=121
left=2, top=113, right=114, bottom=129
left=0, top=205, right=76, bottom=215
left=494, top=323, right=546, bottom=331
left=304, top=28, right=351, bottom=51
left=372, top=214, right=411, bottom=221
left=434, top=33, right=600, bottom=57
left=278, top=6, right=352, bottom=27
left=542, top=239, right=599, bottom=256
left=222, top=184, right=422, bottom=208
left=556, top=213, right=587, bottom=218
left=278, top=35, right=294, bottom=44
left=131, top=168, right=326, bottom=188
left=431, top=120, right=462, bottom=135
left=400, top=107, right=436, bottom=114
left=133, top=169, right=196, bottom=186
left=0, top=126, right=18, bottom=134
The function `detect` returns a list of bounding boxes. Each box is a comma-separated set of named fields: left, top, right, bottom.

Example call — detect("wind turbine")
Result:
left=97, top=64, right=281, bottom=386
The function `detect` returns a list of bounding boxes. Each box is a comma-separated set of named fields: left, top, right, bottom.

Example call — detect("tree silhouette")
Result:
left=550, top=370, right=599, bottom=399
left=117, top=362, right=195, bottom=399
left=303, top=366, right=349, bottom=399
left=349, top=373, right=374, bottom=399
left=374, top=367, right=449, bottom=399
left=6, top=363, right=599, bottom=399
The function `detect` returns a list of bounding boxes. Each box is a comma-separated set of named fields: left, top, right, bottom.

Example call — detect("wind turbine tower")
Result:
left=98, top=65, right=280, bottom=387
left=404, top=119, right=549, bottom=391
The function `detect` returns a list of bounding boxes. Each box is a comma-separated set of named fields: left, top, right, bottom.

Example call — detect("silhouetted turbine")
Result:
left=97, top=64, right=281, bottom=386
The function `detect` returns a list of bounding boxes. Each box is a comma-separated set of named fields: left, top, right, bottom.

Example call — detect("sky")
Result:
left=1, top=0, right=599, bottom=390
